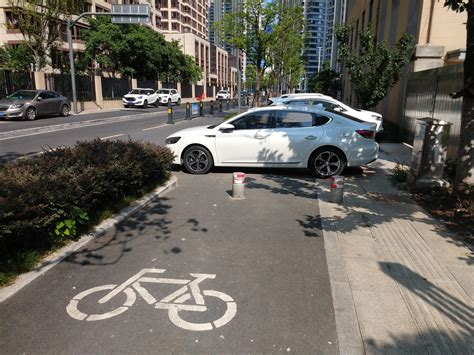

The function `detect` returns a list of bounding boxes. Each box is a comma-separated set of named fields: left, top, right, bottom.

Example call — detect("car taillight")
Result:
left=355, top=129, right=375, bottom=139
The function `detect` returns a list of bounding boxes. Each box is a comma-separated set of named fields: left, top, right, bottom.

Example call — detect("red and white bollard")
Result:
left=330, top=175, right=344, bottom=203
left=232, top=172, right=246, bottom=199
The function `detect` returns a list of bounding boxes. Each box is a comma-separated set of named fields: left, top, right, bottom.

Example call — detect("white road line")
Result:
left=100, top=134, right=124, bottom=140
left=142, top=124, right=165, bottom=131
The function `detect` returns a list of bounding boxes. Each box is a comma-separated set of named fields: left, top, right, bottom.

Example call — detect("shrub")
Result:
left=0, top=139, right=174, bottom=284
left=390, top=161, right=409, bottom=185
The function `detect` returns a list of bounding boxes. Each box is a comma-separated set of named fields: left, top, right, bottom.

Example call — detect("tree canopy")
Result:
left=215, top=0, right=304, bottom=105
left=336, top=24, right=414, bottom=109
left=7, top=0, right=81, bottom=69
left=84, top=18, right=202, bottom=83
left=0, top=43, right=34, bottom=71
left=308, top=62, right=341, bottom=97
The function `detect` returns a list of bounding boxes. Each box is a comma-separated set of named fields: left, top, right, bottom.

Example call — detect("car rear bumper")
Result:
left=347, top=143, right=379, bottom=167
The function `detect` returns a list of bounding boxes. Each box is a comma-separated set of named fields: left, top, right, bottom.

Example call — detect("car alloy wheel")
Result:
left=176, top=98, right=181, bottom=105
left=310, top=148, right=346, bottom=178
left=60, top=104, right=69, bottom=117
left=25, top=107, right=36, bottom=121
left=183, top=146, right=214, bottom=174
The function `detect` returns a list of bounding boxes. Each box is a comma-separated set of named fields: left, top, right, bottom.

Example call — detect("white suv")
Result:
left=156, top=89, right=181, bottom=105
left=216, top=90, right=231, bottom=100
left=270, top=94, right=383, bottom=133
left=122, top=88, right=158, bottom=108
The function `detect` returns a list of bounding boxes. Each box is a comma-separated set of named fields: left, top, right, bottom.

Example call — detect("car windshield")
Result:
left=218, top=91, right=228, bottom=94
left=157, top=90, right=170, bottom=94
left=129, top=89, right=145, bottom=95
left=8, top=91, right=37, bottom=100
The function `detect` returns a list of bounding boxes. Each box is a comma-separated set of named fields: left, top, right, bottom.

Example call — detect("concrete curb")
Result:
left=317, top=181, right=365, bottom=355
left=0, top=175, right=178, bottom=303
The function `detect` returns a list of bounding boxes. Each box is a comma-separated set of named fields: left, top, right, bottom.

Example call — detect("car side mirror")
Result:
left=333, top=106, right=343, bottom=112
left=219, top=123, right=235, bottom=133
left=36, top=97, right=43, bottom=101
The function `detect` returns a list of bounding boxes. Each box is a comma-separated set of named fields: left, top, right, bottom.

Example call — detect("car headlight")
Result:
left=165, top=137, right=181, bottom=144
left=371, top=114, right=382, bottom=121
left=10, top=103, right=24, bottom=109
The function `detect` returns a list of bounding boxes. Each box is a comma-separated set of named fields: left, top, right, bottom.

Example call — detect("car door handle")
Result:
left=305, top=135, right=317, bottom=140
left=255, top=133, right=268, bottom=139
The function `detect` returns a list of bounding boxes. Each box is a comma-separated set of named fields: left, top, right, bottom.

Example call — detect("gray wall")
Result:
left=402, top=64, right=463, bottom=159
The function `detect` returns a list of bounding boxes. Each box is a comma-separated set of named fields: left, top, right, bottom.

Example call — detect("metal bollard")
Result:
left=210, top=100, right=214, bottom=115
left=199, top=100, right=204, bottom=116
left=231, top=172, right=245, bottom=199
left=185, top=102, right=191, bottom=120
left=167, top=100, right=174, bottom=124
left=219, top=99, right=223, bottom=112
left=329, top=176, right=344, bottom=203
left=226, top=99, right=230, bottom=111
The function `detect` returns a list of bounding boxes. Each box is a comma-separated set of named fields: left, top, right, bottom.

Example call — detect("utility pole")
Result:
left=67, top=5, right=149, bottom=115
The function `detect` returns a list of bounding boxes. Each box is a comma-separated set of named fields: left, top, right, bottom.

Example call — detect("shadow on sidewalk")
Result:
left=369, top=262, right=474, bottom=353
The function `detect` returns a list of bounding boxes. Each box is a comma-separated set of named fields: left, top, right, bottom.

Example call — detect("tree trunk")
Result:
left=253, top=68, right=261, bottom=107
left=454, top=5, right=474, bottom=190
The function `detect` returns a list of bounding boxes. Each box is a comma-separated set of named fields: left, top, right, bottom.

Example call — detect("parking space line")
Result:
left=100, top=134, right=125, bottom=140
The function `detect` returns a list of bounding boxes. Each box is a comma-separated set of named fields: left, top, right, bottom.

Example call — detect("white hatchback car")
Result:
left=270, top=94, right=384, bottom=133
left=123, top=88, right=158, bottom=108
left=165, top=106, right=379, bottom=177
left=156, top=88, right=181, bottom=105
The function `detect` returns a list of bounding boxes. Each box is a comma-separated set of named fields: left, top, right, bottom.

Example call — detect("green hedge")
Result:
left=0, top=139, right=174, bottom=284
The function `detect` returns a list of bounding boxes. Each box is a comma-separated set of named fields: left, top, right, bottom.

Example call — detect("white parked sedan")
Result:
left=165, top=106, right=379, bottom=177
left=270, top=94, right=384, bottom=133
left=122, top=88, right=158, bottom=108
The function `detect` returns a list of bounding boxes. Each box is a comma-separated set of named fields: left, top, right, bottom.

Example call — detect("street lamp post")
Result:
left=317, top=46, right=322, bottom=72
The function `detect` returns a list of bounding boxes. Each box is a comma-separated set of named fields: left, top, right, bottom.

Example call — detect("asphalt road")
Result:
left=0, top=107, right=229, bottom=161
left=0, top=168, right=337, bottom=353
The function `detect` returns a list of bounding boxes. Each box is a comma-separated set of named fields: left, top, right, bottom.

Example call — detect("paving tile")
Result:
left=345, top=258, right=400, bottom=294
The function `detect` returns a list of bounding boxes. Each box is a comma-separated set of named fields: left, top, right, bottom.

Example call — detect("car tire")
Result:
left=143, top=100, right=148, bottom=109
left=183, top=145, right=214, bottom=175
left=60, top=104, right=69, bottom=117
left=124, top=105, right=129, bottom=108
left=176, top=98, right=181, bottom=106
left=309, top=147, right=346, bottom=178
left=25, top=107, right=36, bottom=121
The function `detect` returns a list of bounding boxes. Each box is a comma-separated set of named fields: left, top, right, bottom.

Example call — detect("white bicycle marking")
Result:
left=66, top=268, right=237, bottom=331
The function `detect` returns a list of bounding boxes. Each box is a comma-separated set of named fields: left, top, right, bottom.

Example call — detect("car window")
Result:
left=172, top=90, right=177, bottom=95
left=157, top=89, right=170, bottom=94
left=48, top=91, right=60, bottom=98
left=38, top=92, right=48, bottom=99
left=232, top=111, right=271, bottom=130
left=275, top=111, right=314, bottom=128
left=287, top=100, right=310, bottom=105
left=312, top=100, right=338, bottom=110
left=147, top=90, right=155, bottom=95
left=313, top=114, right=331, bottom=126
left=8, top=91, right=37, bottom=100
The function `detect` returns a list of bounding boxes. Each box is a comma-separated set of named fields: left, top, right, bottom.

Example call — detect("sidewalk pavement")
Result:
left=316, top=143, right=473, bottom=354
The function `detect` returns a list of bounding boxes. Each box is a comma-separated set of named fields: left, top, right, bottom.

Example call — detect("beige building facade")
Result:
left=344, top=0, right=467, bottom=126
left=0, top=0, right=235, bottom=91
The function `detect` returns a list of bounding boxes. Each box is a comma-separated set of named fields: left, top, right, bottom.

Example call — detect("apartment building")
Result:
left=345, top=0, right=466, bottom=125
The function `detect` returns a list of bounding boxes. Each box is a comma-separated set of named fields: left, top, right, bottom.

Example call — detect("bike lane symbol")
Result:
left=66, top=268, right=237, bottom=331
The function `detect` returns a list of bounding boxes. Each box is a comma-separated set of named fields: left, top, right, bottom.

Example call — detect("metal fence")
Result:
left=46, top=74, right=95, bottom=102
left=402, top=64, right=463, bottom=159
left=195, top=85, right=203, bottom=98
left=0, top=70, right=35, bottom=99
left=162, top=82, right=177, bottom=89
left=101, top=77, right=131, bottom=100
left=206, top=85, right=214, bottom=98
left=137, top=79, right=157, bottom=90
left=181, top=83, right=192, bottom=98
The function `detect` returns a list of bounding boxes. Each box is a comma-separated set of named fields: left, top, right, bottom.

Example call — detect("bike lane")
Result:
left=0, top=170, right=338, bottom=354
